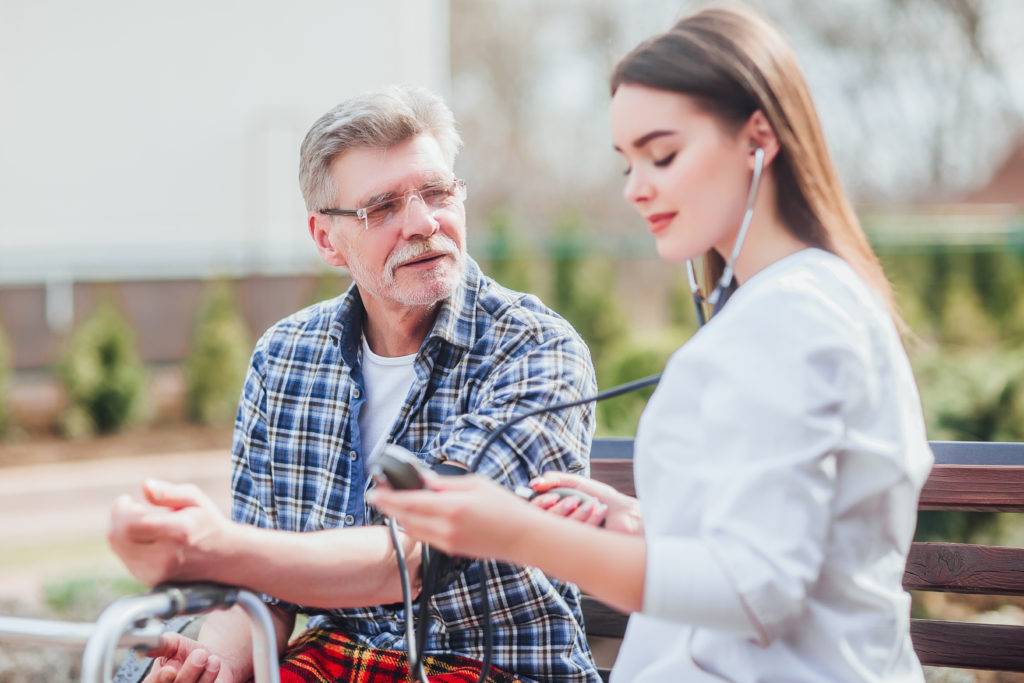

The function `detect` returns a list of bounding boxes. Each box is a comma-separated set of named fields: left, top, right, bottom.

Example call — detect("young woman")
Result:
left=370, top=6, right=933, bottom=681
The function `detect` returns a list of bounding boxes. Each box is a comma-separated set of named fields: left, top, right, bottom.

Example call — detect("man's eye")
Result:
left=369, top=199, right=398, bottom=216
left=422, top=187, right=450, bottom=203
left=653, top=152, right=676, bottom=168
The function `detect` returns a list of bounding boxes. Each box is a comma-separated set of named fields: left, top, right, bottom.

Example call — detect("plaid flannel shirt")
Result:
left=231, top=257, right=600, bottom=682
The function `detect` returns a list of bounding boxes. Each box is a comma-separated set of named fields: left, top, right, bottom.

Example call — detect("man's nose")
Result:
left=400, top=195, right=440, bottom=239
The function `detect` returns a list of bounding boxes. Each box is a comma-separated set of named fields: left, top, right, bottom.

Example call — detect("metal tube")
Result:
left=235, top=591, right=281, bottom=683
left=0, top=616, right=95, bottom=649
left=80, top=593, right=174, bottom=683
left=0, top=615, right=163, bottom=653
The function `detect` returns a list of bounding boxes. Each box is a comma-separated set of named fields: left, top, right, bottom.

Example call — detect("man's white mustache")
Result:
left=385, top=236, right=460, bottom=276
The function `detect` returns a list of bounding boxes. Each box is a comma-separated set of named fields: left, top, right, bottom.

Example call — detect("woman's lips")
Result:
left=646, top=212, right=677, bottom=235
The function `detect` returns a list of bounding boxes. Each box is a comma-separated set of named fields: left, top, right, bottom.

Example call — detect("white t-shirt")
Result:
left=613, top=248, right=933, bottom=682
left=358, top=335, right=418, bottom=458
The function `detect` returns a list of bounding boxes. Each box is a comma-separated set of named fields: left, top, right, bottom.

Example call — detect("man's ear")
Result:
left=308, top=213, right=349, bottom=268
left=744, top=110, right=781, bottom=169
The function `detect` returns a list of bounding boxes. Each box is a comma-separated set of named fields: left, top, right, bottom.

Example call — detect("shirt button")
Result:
left=344, top=514, right=355, bottom=525
left=352, top=388, right=361, bottom=399
left=349, top=450, right=358, bottom=462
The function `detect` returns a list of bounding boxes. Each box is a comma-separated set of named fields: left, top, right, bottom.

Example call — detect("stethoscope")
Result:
left=685, top=147, right=766, bottom=327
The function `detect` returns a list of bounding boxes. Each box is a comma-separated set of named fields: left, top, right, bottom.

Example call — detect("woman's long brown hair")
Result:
left=612, top=6, right=900, bottom=324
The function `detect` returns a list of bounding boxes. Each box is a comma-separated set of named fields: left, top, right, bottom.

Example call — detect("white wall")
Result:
left=0, top=0, right=450, bottom=284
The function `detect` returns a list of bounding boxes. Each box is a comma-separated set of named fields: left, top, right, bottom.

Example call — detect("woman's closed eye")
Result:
left=653, top=152, right=677, bottom=167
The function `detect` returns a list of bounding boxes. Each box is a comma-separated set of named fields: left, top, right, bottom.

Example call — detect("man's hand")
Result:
left=108, top=480, right=233, bottom=586
left=142, top=632, right=241, bottom=683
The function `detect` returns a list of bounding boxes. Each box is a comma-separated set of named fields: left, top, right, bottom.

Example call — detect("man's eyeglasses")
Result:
left=320, top=178, right=467, bottom=231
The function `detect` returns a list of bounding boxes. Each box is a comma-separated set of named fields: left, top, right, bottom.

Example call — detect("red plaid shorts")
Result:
left=277, top=628, right=520, bottom=683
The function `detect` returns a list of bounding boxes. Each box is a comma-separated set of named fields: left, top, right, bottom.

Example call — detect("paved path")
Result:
left=0, top=451, right=232, bottom=607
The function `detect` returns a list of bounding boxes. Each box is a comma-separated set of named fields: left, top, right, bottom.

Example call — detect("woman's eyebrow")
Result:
left=613, top=129, right=678, bottom=152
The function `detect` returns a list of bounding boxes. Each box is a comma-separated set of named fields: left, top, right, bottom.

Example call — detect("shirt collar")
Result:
left=425, top=256, right=481, bottom=352
left=326, top=255, right=482, bottom=366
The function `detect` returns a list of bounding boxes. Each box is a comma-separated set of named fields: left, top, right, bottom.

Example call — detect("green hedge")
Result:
left=184, top=282, right=251, bottom=424
left=58, top=301, right=146, bottom=436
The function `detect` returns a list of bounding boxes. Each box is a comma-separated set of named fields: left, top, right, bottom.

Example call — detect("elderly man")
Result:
left=108, top=85, right=599, bottom=683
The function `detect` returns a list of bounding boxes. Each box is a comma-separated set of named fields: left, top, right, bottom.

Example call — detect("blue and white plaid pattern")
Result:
left=231, top=257, right=600, bottom=682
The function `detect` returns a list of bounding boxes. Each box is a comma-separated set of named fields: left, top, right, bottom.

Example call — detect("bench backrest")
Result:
left=584, top=438, right=1024, bottom=674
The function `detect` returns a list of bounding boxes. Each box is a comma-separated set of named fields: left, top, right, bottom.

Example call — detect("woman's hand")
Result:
left=367, top=472, right=545, bottom=564
left=529, top=472, right=644, bottom=535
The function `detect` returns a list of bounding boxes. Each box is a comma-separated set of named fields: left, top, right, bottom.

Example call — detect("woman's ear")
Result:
left=744, top=110, right=780, bottom=168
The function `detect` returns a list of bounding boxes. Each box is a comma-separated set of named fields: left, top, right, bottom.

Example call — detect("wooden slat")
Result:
left=911, top=619, right=1024, bottom=671
left=581, top=596, right=628, bottom=639
left=920, top=464, right=1024, bottom=511
left=590, top=459, right=635, bottom=497
left=591, top=453, right=1024, bottom=512
left=904, top=542, right=1024, bottom=595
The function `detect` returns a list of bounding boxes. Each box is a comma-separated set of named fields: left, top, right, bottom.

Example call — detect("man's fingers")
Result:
left=549, top=495, right=581, bottom=516
left=530, top=493, right=561, bottom=509
left=155, top=662, right=180, bottom=683
left=583, top=503, right=608, bottom=526
left=144, top=479, right=207, bottom=510
left=567, top=500, right=594, bottom=521
left=145, top=633, right=185, bottom=659
left=199, top=654, right=223, bottom=683
left=172, top=648, right=208, bottom=682
left=125, top=511, right=188, bottom=544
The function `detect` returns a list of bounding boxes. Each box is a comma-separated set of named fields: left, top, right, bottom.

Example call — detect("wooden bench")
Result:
left=583, top=438, right=1024, bottom=679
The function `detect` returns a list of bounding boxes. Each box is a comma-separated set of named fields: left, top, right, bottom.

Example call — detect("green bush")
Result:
left=44, top=574, right=146, bottom=620
left=485, top=208, right=537, bottom=294
left=913, top=347, right=1024, bottom=442
left=597, top=331, right=680, bottom=436
left=549, top=213, right=628, bottom=369
left=58, top=301, right=146, bottom=436
left=184, top=282, right=251, bottom=424
left=308, top=269, right=350, bottom=306
left=0, top=323, right=10, bottom=437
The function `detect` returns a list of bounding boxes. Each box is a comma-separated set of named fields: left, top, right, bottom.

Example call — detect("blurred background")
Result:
left=1, top=0, right=1022, bottom=680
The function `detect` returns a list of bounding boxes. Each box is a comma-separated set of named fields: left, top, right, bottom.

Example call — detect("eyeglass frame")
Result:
left=318, top=177, right=467, bottom=231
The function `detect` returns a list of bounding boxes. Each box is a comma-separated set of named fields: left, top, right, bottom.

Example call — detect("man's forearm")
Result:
left=187, top=523, right=418, bottom=608
left=197, top=605, right=295, bottom=679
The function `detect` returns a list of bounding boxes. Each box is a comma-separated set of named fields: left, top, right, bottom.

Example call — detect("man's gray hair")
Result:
left=299, top=85, right=463, bottom=212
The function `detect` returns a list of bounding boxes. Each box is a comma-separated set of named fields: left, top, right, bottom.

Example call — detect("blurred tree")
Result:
left=484, top=207, right=536, bottom=294
left=452, top=0, right=1024, bottom=220
left=914, top=348, right=1024, bottom=442
left=549, top=212, right=627, bottom=369
left=596, top=331, right=678, bottom=436
left=58, top=301, right=146, bottom=436
left=184, top=281, right=252, bottom=425
left=937, top=267, right=998, bottom=347
left=969, top=250, right=1024, bottom=329
left=666, top=270, right=699, bottom=333
left=308, top=269, right=350, bottom=306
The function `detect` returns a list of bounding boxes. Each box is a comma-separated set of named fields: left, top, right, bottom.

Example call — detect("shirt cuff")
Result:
left=643, top=533, right=760, bottom=640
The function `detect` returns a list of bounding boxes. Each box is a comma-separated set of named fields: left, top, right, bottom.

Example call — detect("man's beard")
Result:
left=348, top=234, right=465, bottom=307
